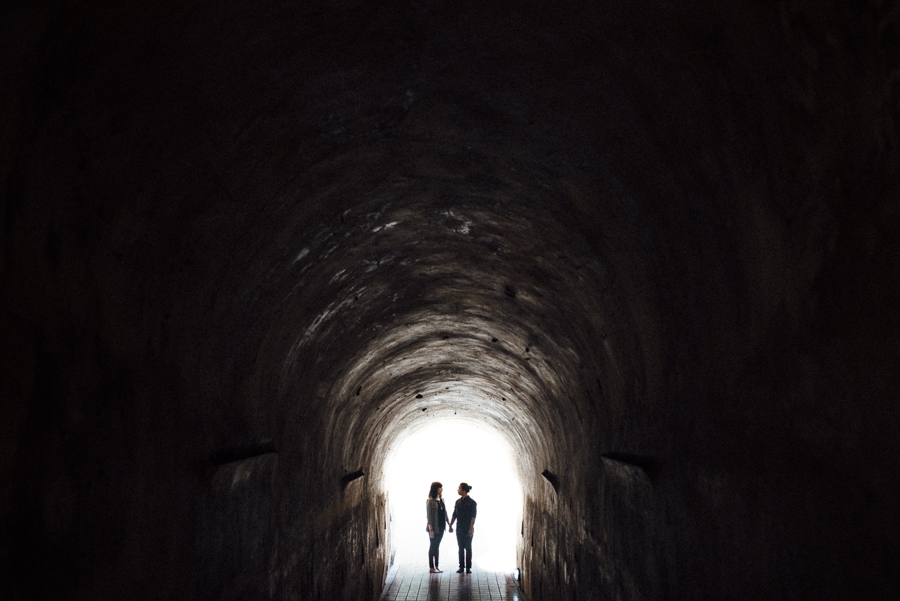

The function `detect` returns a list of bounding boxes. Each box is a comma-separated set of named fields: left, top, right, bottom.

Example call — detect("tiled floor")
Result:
left=379, top=563, right=525, bottom=601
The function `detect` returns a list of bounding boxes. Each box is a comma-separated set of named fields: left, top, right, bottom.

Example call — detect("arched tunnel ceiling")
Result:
left=9, top=0, right=871, bottom=514
left=261, top=173, right=644, bottom=491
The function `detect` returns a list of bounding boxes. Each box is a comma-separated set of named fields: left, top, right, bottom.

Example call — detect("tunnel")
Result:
left=2, top=1, right=900, bottom=600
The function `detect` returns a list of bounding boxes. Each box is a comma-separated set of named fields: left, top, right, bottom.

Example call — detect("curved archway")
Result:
left=383, top=420, right=522, bottom=571
left=260, top=186, right=643, bottom=599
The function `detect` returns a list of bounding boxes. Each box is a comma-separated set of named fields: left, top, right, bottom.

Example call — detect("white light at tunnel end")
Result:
left=384, top=419, right=523, bottom=572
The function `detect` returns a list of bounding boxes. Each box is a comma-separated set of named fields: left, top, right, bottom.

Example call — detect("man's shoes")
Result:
left=434, top=568, right=443, bottom=573
left=456, top=568, right=465, bottom=573
left=429, top=568, right=436, bottom=573
left=465, top=569, right=472, bottom=574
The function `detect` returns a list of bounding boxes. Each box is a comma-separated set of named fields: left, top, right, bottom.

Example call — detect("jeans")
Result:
left=428, top=528, right=444, bottom=568
left=457, top=531, right=473, bottom=569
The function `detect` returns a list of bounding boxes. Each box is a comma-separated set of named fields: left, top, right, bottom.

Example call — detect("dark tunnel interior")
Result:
left=2, top=1, right=900, bottom=600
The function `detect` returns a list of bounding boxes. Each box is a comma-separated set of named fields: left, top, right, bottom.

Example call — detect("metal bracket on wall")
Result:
left=209, top=441, right=277, bottom=465
left=341, top=469, right=365, bottom=490
left=541, top=469, right=560, bottom=493
left=602, top=452, right=659, bottom=485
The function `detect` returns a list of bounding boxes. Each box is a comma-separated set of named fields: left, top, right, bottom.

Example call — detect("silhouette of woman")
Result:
left=425, top=481, right=451, bottom=572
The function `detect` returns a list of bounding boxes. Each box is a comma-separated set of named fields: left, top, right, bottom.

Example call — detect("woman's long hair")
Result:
left=428, top=481, right=442, bottom=499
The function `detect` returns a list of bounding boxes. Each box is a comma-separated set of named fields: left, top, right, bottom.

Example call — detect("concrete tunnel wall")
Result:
left=2, top=1, right=900, bottom=600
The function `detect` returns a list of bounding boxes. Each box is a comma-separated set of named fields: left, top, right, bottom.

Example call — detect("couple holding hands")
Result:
left=425, top=482, right=477, bottom=573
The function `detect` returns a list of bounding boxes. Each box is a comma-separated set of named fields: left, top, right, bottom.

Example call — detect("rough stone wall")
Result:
left=2, top=1, right=900, bottom=601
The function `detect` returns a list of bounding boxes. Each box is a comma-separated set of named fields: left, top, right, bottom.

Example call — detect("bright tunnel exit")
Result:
left=384, top=420, right=523, bottom=571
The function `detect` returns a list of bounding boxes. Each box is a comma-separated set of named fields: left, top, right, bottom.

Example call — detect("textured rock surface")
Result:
left=2, top=1, right=899, bottom=600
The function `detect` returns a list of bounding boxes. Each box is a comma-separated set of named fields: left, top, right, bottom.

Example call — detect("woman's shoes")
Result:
left=429, top=568, right=436, bottom=573
left=429, top=568, right=442, bottom=573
